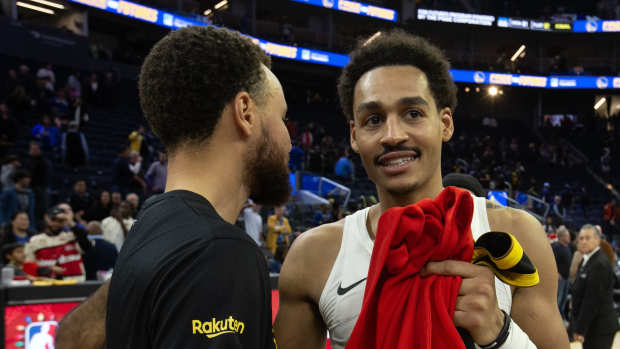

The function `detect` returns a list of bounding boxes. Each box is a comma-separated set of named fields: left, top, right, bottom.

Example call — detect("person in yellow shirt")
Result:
left=266, top=206, right=292, bottom=255
left=128, top=126, right=145, bottom=153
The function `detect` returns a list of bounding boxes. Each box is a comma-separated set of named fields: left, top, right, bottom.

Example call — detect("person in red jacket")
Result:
left=24, top=205, right=91, bottom=281
left=276, top=30, right=568, bottom=349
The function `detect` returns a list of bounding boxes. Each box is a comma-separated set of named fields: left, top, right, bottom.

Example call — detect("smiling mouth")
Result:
left=381, top=156, right=419, bottom=166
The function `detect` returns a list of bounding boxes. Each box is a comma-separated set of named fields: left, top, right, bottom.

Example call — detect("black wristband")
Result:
left=477, top=310, right=511, bottom=349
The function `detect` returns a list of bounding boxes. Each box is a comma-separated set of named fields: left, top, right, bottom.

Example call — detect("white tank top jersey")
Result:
left=318, top=195, right=513, bottom=349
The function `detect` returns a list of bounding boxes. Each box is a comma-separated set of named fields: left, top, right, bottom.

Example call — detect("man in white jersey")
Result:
left=275, top=30, right=568, bottom=349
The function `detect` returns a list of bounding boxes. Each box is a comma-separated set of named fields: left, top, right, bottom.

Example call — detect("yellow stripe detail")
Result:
left=472, top=232, right=539, bottom=288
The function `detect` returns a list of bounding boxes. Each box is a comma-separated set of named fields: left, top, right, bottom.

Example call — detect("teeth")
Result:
left=385, top=157, right=415, bottom=166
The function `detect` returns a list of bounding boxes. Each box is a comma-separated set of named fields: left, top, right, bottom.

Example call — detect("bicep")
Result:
left=275, top=268, right=326, bottom=349
left=275, top=239, right=327, bottom=349
left=510, top=212, right=569, bottom=349
left=56, top=282, right=109, bottom=349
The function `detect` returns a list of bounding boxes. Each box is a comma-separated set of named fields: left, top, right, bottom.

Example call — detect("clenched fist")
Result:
left=421, top=260, right=505, bottom=346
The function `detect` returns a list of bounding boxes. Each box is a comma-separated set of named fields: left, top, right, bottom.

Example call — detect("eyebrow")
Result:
left=355, top=96, right=429, bottom=116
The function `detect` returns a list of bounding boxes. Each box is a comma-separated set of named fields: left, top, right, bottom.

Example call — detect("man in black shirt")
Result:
left=56, top=25, right=291, bottom=349
left=551, top=226, right=572, bottom=321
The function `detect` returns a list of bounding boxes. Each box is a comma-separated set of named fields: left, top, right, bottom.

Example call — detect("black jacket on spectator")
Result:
left=83, top=236, right=118, bottom=280
left=24, top=154, right=50, bottom=189
left=69, top=192, right=92, bottom=216
left=571, top=249, right=617, bottom=339
left=63, top=131, right=88, bottom=167
left=551, top=242, right=572, bottom=280
left=0, top=114, right=18, bottom=142
left=84, top=201, right=112, bottom=222
left=112, top=157, right=133, bottom=194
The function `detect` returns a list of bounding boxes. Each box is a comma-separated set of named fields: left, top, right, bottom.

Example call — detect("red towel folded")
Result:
left=346, top=187, right=474, bottom=349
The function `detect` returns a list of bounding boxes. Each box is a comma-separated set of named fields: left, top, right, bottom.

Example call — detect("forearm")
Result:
left=56, top=282, right=109, bottom=349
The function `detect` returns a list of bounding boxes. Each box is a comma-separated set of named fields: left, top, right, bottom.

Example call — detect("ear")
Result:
left=231, top=91, right=258, bottom=138
left=349, top=119, right=359, bottom=153
left=439, top=108, right=454, bottom=142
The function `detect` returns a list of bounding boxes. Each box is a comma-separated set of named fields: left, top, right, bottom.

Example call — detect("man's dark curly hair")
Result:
left=139, top=26, right=271, bottom=152
left=337, top=29, right=457, bottom=121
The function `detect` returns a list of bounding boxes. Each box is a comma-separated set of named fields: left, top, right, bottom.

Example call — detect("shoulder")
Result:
left=280, top=220, right=345, bottom=300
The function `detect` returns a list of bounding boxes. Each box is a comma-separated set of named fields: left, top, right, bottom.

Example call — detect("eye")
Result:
left=365, top=114, right=382, bottom=126
left=405, top=109, right=422, bottom=119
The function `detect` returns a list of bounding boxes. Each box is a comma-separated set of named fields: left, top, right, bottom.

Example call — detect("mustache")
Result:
left=374, top=145, right=421, bottom=165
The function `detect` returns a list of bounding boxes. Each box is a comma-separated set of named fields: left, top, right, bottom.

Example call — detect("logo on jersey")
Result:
left=337, top=277, right=367, bottom=295
left=25, top=321, right=58, bottom=349
left=192, top=317, right=245, bottom=339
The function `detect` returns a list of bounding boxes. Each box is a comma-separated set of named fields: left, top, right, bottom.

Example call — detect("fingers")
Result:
left=422, top=260, right=488, bottom=278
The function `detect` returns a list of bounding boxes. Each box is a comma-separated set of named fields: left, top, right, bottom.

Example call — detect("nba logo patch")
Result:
left=25, top=321, right=58, bottom=349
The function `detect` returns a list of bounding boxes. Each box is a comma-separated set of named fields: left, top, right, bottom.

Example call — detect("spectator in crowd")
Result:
left=31, top=114, right=61, bottom=151
left=128, top=126, right=145, bottom=154
left=289, top=141, right=304, bottom=172
left=542, top=216, right=556, bottom=236
left=570, top=224, right=617, bottom=348
left=110, top=191, right=122, bottom=210
left=50, top=89, right=70, bottom=120
left=603, top=198, right=618, bottom=238
left=24, top=141, right=50, bottom=222
left=101, top=201, right=135, bottom=251
left=128, top=125, right=154, bottom=161
left=145, top=151, right=167, bottom=194
left=0, top=103, right=18, bottom=147
left=3, top=69, right=19, bottom=98
left=243, top=200, right=263, bottom=245
left=1, top=154, right=20, bottom=190
left=57, top=202, right=87, bottom=228
left=85, top=190, right=112, bottom=222
left=112, top=144, right=134, bottom=195
left=551, top=226, right=572, bottom=322
left=67, top=72, right=82, bottom=99
left=128, top=151, right=146, bottom=193
left=300, top=127, right=313, bottom=149
left=313, top=203, right=332, bottom=226
left=3, top=242, right=26, bottom=276
left=36, top=63, right=56, bottom=90
left=551, top=195, right=566, bottom=220
left=24, top=205, right=91, bottom=281
left=17, top=65, right=34, bottom=95
left=266, top=206, right=292, bottom=255
left=334, top=149, right=354, bottom=182
left=0, top=211, right=32, bottom=245
left=125, top=193, right=140, bottom=214
left=84, top=73, right=100, bottom=105
left=0, top=170, right=35, bottom=228
left=69, top=179, right=92, bottom=220
left=61, top=121, right=89, bottom=168
left=82, top=221, right=118, bottom=281
left=269, top=244, right=288, bottom=274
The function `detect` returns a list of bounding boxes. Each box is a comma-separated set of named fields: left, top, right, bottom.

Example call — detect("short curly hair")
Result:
left=337, top=29, right=457, bottom=121
left=139, top=26, right=271, bottom=152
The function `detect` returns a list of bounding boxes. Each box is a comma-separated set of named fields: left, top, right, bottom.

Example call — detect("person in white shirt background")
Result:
left=243, top=200, right=263, bottom=246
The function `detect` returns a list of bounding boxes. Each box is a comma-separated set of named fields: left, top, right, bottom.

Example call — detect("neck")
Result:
left=367, top=171, right=444, bottom=239
left=165, top=145, right=248, bottom=224
left=13, top=228, right=27, bottom=237
left=377, top=172, right=444, bottom=214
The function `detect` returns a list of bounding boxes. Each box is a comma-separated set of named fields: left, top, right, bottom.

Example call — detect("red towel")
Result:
left=346, top=187, right=474, bottom=349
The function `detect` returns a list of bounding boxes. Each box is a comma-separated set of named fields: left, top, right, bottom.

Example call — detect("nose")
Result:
left=380, top=114, right=408, bottom=147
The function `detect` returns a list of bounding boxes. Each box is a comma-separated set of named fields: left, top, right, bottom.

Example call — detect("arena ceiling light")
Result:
left=16, top=1, right=54, bottom=14
left=510, top=45, right=526, bottom=62
left=488, top=86, right=498, bottom=96
left=594, top=97, right=606, bottom=110
left=203, top=9, right=212, bottom=16
left=214, top=0, right=227, bottom=10
left=29, top=0, right=64, bottom=9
